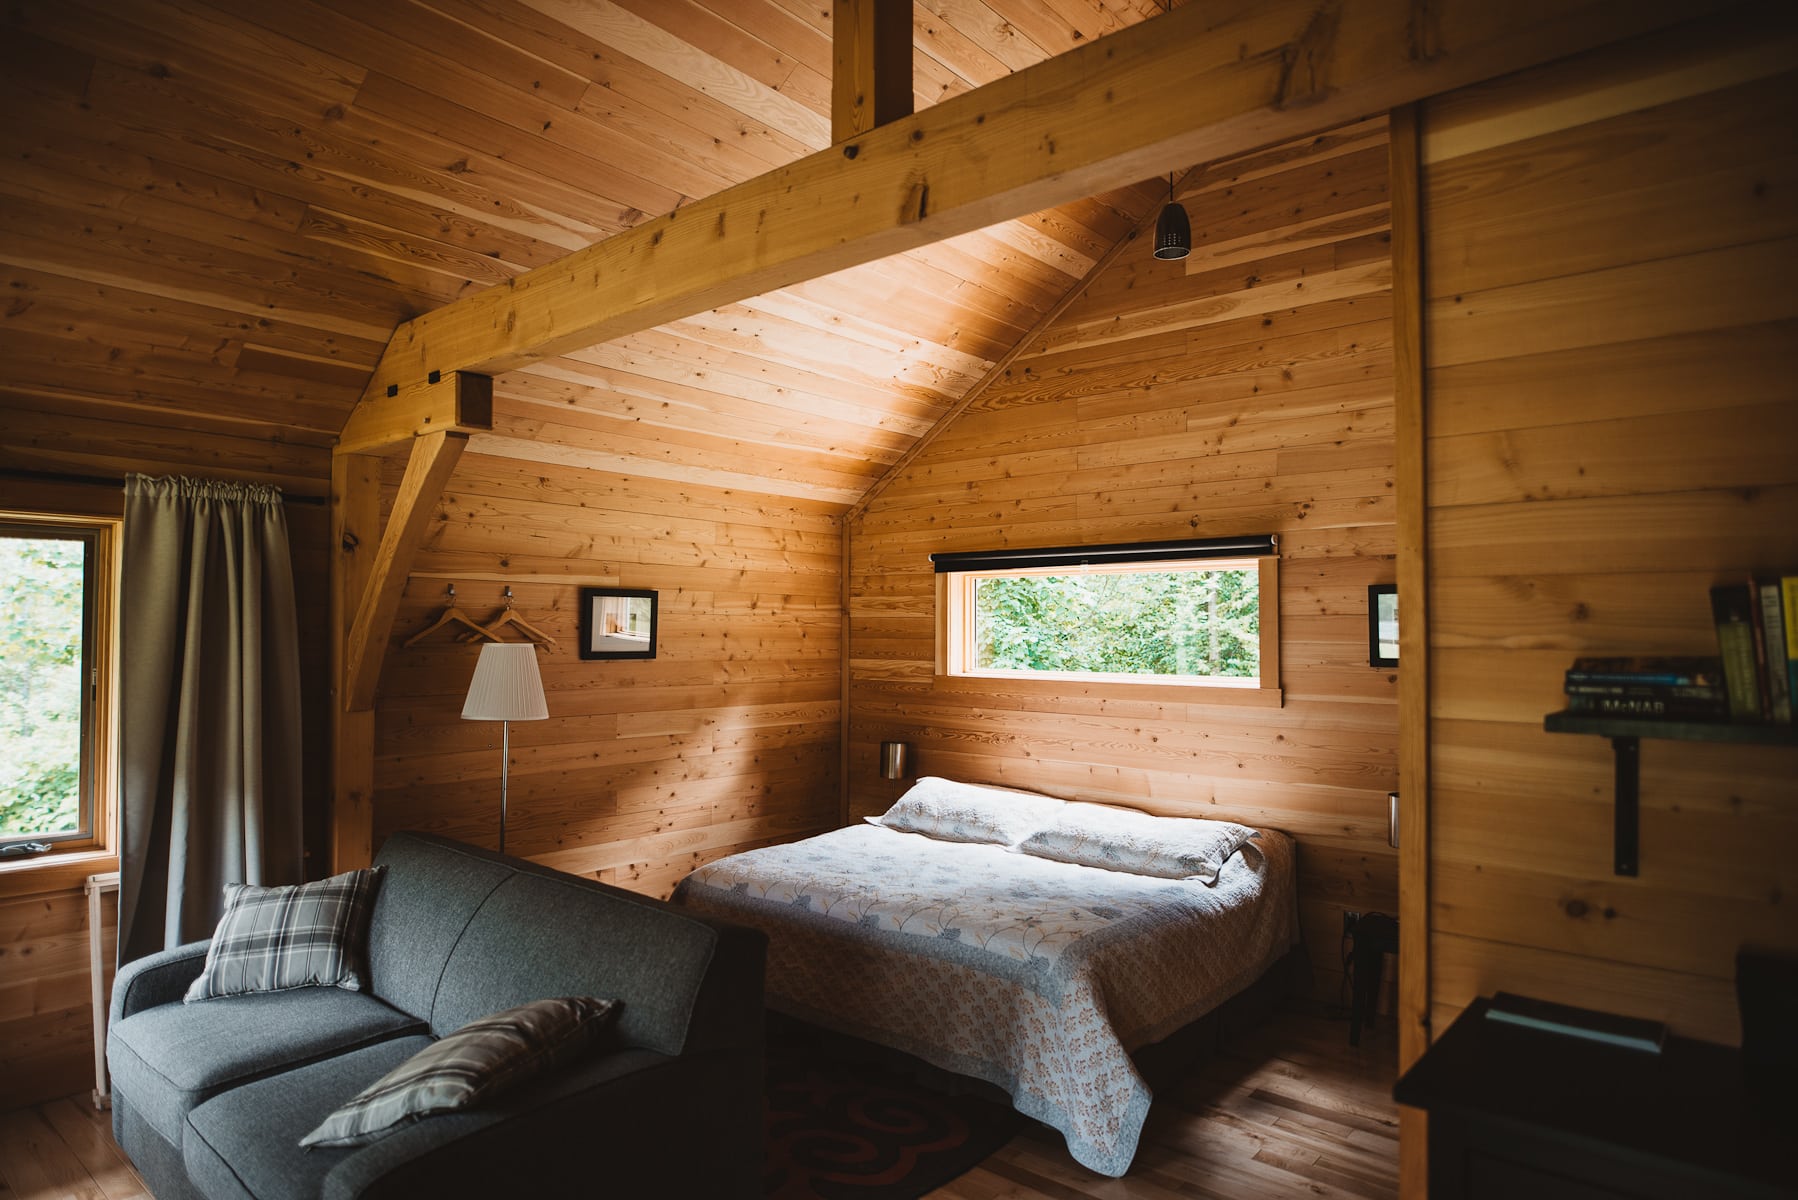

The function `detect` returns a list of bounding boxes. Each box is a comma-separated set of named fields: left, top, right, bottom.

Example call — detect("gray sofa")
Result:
left=107, top=832, right=768, bottom=1199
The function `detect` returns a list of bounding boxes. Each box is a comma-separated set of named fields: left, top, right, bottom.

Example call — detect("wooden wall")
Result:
left=0, top=888, right=113, bottom=1112
left=370, top=452, right=842, bottom=899
left=847, top=119, right=1400, bottom=999
left=1420, top=19, right=1798, bottom=1044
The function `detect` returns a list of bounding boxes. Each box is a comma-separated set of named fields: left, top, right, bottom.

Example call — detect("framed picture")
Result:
left=578, top=587, right=658, bottom=660
left=1368, top=584, right=1398, bottom=668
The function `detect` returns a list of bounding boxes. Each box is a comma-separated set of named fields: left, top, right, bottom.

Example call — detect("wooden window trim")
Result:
left=935, top=555, right=1282, bottom=706
left=0, top=511, right=121, bottom=889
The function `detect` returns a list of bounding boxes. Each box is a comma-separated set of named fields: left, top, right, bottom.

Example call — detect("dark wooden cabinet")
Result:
left=1395, top=999, right=1796, bottom=1199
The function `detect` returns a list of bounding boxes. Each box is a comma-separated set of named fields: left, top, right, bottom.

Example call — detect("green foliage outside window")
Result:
left=0, top=536, right=85, bottom=838
left=973, top=568, right=1259, bottom=678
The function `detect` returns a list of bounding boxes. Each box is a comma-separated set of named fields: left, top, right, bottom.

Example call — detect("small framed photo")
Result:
left=578, top=587, right=658, bottom=660
left=1368, top=584, right=1398, bottom=668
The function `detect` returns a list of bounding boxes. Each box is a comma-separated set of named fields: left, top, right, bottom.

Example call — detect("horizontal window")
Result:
left=935, top=537, right=1280, bottom=695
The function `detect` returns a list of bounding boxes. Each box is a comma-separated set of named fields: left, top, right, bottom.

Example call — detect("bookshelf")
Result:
left=1543, top=711, right=1798, bottom=876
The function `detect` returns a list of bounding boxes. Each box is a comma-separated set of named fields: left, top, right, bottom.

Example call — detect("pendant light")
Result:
left=1153, top=173, right=1191, bottom=260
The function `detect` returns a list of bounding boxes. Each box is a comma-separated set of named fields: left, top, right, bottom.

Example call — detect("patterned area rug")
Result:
left=764, top=1040, right=1022, bottom=1199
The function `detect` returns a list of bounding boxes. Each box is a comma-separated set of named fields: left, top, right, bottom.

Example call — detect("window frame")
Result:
left=935, top=549, right=1282, bottom=707
left=0, top=512, right=120, bottom=865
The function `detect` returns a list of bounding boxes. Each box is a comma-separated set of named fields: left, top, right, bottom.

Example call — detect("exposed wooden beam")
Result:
left=343, top=430, right=468, bottom=711
left=337, top=371, right=492, bottom=456
left=832, top=0, right=913, bottom=144
left=330, top=452, right=380, bottom=872
left=350, top=0, right=1740, bottom=413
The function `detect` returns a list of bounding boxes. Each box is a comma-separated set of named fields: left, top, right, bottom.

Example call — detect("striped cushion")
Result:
left=300, top=996, right=620, bottom=1148
left=184, top=867, right=384, bottom=1002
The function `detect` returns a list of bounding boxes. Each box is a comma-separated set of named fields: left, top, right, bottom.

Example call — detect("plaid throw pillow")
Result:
left=300, top=996, right=621, bottom=1149
left=184, top=867, right=385, bottom=1003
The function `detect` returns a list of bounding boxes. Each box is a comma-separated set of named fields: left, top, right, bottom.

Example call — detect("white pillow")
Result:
left=867, top=776, right=1064, bottom=846
left=1015, top=802, right=1257, bottom=884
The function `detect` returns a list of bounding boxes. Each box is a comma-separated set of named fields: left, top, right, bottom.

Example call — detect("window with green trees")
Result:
left=1, top=522, right=101, bottom=845
left=943, top=556, right=1278, bottom=690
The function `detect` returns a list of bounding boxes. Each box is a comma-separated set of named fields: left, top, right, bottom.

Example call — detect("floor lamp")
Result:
left=460, top=642, right=548, bottom=854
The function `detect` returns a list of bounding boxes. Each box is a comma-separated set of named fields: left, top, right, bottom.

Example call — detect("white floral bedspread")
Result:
left=673, top=822, right=1297, bottom=1176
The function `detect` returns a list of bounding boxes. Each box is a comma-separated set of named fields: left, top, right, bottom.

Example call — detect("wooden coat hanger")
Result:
left=480, top=586, right=559, bottom=650
left=403, top=585, right=501, bottom=648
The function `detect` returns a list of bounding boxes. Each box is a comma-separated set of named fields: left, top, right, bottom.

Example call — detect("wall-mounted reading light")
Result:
left=879, top=741, right=912, bottom=780
left=1153, top=173, right=1191, bottom=261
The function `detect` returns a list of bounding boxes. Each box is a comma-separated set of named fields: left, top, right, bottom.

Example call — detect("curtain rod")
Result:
left=0, top=468, right=329, bottom=507
left=930, top=533, right=1278, bottom=574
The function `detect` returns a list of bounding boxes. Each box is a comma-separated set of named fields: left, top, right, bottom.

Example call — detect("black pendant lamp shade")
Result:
left=1153, top=175, right=1190, bottom=260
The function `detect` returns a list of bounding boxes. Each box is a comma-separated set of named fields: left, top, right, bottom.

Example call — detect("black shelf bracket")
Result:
left=1545, top=710, right=1797, bottom=878
left=1609, top=736, right=1639, bottom=877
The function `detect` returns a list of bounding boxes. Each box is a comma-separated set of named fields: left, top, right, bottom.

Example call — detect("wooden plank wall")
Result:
left=847, top=118, right=1400, bottom=1000
left=0, top=889, right=113, bottom=1112
left=1420, top=19, right=1798, bottom=1044
left=371, top=453, right=842, bottom=898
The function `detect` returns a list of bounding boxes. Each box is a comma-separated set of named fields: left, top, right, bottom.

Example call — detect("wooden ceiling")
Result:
left=0, top=0, right=1175, bottom=504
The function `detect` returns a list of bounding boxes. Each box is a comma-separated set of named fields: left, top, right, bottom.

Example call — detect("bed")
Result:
left=672, top=778, right=1299, bottom=1176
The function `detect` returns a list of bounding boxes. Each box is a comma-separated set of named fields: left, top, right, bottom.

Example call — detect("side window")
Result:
left=934, top=537, right=1280, bottom=698
left=0, top=516, right=115, bottom=854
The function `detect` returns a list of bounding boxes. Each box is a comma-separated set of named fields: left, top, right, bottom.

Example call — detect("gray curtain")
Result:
left=118, top=475, right=305, bottom=965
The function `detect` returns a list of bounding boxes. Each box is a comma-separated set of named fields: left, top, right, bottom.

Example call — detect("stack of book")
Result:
left=1708, top=579, right=1798, bottom=725
left=1563, top=656, right=1728, bottom=721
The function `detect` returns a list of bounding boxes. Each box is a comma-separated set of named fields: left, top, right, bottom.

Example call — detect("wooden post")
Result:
left=832, top=0, right=913, bottom=144
left=1390, top=100, right=1431, bottom=1200
left=330, top=452, right=380, bottom=872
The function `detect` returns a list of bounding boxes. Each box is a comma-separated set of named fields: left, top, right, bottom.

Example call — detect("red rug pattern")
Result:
left=764, top=1045, right=1021, bottom=1199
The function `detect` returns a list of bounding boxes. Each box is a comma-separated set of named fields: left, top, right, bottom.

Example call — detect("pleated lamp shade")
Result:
left=460, top=643, right=549, bottom=721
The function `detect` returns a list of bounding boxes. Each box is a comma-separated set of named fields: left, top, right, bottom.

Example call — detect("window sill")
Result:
left=0, top=848, right=120, bottom=899
left=934, top=673, right=1283, bottom=707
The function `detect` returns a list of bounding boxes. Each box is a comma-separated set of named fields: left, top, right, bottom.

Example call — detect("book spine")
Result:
left=1565, top=694, right=1727, bottom=718
left=1563, top=672, right=1711, bottom=687
left=1758, top=580, right=1792, bottom=724
left=1747, top=578, right=1776, bottom=719
left=1711, top=584, right=1764, bottom=721
left=1564, top=682, right=1724, bottom=699
left=1785, top=576, right=1798, bottom=723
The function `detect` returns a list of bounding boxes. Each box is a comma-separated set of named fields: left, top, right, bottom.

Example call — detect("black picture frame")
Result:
left=578, top=587, right=658, bottom=660
left=1368, top=584, right=1398, bottom=668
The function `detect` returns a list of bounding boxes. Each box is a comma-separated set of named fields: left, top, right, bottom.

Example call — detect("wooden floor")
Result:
left=928, top=1010, right=1399, bottom=1200
left=0, top=1096, right=147, bottom=1200
left=0, top=1011, right=1394, bottom=1200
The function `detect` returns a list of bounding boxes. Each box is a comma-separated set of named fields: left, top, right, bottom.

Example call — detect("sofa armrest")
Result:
left=323, top=1046, right=763, bottom=1200
left=678, top=917, right=767, bottom=1059
left=110, top=939, right=210, bottom=1025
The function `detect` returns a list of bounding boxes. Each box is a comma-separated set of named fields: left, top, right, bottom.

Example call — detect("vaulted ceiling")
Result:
left=0, top=0, right=1176, bottom=503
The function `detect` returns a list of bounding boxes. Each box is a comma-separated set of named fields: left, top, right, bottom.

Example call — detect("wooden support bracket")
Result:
left=337, top=370, right=492, bottom=457
left=343, top=430, right=468, bottom=712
